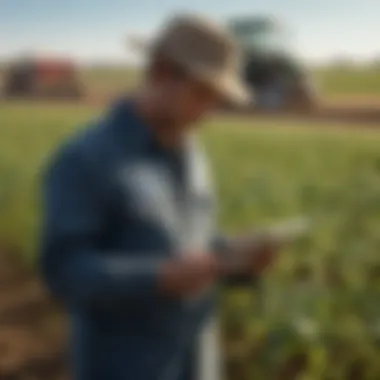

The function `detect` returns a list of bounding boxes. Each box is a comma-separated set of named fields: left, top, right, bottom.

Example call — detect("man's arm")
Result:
left=39, top=144, right=166, bottom=309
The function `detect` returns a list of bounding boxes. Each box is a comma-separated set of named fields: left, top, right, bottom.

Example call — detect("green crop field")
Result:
left=1, top=65, right=380, bottom=100
left=75, top=66, right=380, bottom=99
left=1, top=102, right=380, bottom=379
left=313, top=67, right=380, bottom=96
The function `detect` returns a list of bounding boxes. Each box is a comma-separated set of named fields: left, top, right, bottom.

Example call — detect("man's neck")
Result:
left=133, top=89, right=185, bottom=150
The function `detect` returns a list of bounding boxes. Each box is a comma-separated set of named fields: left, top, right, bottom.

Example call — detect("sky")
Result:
left=1, top=0, right=379, bottom=64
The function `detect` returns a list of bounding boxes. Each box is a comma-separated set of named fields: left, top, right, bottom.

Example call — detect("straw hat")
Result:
left=129, top=14, right=250, bottom=106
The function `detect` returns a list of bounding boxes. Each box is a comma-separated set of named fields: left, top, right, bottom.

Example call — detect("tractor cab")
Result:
left=228, top=16, right=316, bottom=111
left=229, top=16, right=291, bottom=58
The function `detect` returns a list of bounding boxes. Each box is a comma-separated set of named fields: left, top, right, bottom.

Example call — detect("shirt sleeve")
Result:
left=39, top=143, right=168, bottom=310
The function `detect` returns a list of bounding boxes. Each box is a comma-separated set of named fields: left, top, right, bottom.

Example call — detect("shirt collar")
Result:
left=108, top=97, right=190, bottom=159
left=108, top=97, right=152, bottom=148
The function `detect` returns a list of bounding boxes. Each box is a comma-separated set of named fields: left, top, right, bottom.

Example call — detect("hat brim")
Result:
left=188, top=64, right=252, bottom=107
left=127, top=36, right=251, bottom=107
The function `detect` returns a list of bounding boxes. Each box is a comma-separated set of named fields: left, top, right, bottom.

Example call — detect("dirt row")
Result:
left=0, top=249, right=67, bottom=380
left=85, top=94, right=380, bottom=125
left=218, top=107, right=380, bottom=128
left=3, top=92, right=380, bottom=125
left=217, top=93, right=380, bottom=125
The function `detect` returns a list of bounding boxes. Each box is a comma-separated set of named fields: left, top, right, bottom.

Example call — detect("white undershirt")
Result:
left=197, top=314, right=223, bottom=380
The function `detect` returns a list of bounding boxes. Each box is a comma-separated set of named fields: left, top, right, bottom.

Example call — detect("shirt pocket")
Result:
left=183, top=191, right=216, bottom=251
left=118, top=163, right=179, bottom=233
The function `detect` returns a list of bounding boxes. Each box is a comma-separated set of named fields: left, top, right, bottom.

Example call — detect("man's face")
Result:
left=154, top=74, right=222, bottom=130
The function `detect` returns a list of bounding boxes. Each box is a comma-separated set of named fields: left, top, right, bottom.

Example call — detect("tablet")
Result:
left=221, top=216, right=313, bottom=273
left=255, top=216, right=313, bottom=246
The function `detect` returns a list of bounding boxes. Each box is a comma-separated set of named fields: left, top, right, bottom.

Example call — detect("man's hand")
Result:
left=158, top=254, right=221, bottom=297
left=222, top=236, right=280, bottom=277
left=243, top=237, right=279, bottom=276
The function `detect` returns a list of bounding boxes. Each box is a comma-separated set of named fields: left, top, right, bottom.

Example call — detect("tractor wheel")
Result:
left=286, top=77, right=319, bottom=113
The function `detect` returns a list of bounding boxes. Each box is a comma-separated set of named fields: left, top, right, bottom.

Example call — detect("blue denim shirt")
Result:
left=39, top=100, right=229, bottom=380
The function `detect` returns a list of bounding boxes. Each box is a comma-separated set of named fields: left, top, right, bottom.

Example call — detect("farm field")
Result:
left=1, top=100, right=380, bottom=379
left=68, top=67, right=380, bottom=124
left=2, top=65, right=380, bottom=102
left=77, top=66, right=380, bottom=98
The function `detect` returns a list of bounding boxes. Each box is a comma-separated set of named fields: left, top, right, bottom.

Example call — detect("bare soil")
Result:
left=0, top=248, right=67, bottom=380
left=2, top=93, right=380, bottom=126
left=218, top=95, right=380, bottom=125
left=81, top=93, right=380, bottom=125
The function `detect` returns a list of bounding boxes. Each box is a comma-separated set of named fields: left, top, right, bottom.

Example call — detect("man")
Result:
left=40, top=14, right=279, bottom=380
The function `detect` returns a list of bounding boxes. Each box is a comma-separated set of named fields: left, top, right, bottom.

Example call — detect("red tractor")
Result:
left=3, top=58, right=84, bottom=99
